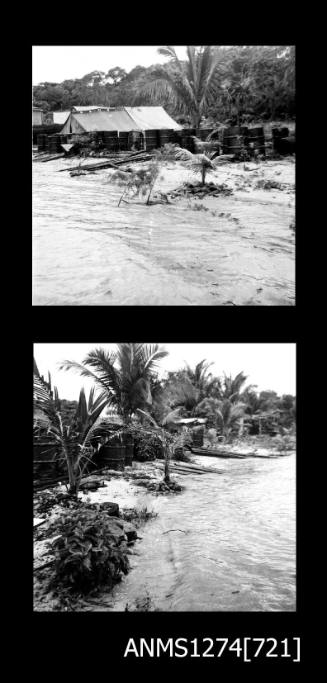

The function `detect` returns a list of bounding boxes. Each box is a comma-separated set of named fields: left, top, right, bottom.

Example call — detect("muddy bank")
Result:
left=33, top=157, right=295, bottom=306
left=33, top=463, right=183, bottom=611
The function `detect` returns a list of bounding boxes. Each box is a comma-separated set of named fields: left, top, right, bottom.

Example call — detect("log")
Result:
left=59, top=154, right=153, bottom=173
left=39, top=154, right=65, bottom=163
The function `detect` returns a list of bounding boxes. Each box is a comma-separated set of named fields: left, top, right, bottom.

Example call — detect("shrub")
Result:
left=134, top=431, right=164, bottom=461
left=50, top=508, right=129, bottom=593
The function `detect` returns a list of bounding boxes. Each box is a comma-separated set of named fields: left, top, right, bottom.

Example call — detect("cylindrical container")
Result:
left=37, top=134, right=45, bottom=151
left=103, top=131, right=118, bottom=151
left=118, top=132, right=129, bottom=151
left=99, top=435, right=125, bottom=471
left=48, top=135, right=61, bottom=153
left=33, top=442, right=59, bottom=477
left=123, top=433, right=134, bottom=466
left=222, top=126, right=243, bottom=154
left=158, top=129, right=174, bottom=147
left=192, top=426, right=204, bottom=447
left=196, top=128, right=213, bottom=140
left=145, top=129, right=159, bottom=151
left=245, top=126, right=265, bottom=156
left=181, top=128, right=196, bottom=152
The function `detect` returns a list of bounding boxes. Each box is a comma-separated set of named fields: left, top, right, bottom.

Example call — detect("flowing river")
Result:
left=102, top=453, right=296, bottom=612
left=32, top=158, right=295, bottom=306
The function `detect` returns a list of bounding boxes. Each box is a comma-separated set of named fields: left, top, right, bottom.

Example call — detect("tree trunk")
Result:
left=163, top=444, right=171, bottom=484
left=201, top=165, right=206, bottom=186
left=66, top=454, right=78, bottom=497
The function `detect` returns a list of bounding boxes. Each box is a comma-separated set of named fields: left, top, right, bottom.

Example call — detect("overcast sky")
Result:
left=33, top=343, right=296, bottom=401
left=32, top=46, right=188, bottom=85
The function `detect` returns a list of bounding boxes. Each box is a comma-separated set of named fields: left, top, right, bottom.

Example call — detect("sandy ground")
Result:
left=33, top=156, right=295, bottom=306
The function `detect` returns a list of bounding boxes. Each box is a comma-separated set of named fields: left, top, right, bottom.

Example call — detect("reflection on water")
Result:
left=33, top=160, right=295, bottom=306
left=110, top=454, right=296, bottom=611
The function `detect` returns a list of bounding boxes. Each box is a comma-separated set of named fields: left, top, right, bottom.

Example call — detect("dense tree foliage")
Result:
left=33, top=46, right=295, bottom=124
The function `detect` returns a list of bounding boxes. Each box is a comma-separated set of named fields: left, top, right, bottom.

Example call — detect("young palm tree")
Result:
left=137, top=46, right=223, bottom=129
left=33, top=375, right=108, bottom=495
left=59, top=344, right=168, bottom=423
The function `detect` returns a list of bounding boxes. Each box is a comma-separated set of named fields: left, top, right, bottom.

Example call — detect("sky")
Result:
left=33, top=343, right=296, bottom=401
left=32, top=46, right=188, bottom=85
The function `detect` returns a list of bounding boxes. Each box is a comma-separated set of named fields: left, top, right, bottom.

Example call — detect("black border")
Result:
left=29, top=24, right=303, bottom=669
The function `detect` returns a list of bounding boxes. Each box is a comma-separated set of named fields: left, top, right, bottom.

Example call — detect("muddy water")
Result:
left=33, top=159, right=295, bottom=306
left=109, top=454, right=296, bottom=611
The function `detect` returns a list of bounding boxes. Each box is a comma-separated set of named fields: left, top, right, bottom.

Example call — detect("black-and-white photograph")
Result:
left=33, top=343, right=296, bottom=612
left=32, top=45, right=295, bottom=306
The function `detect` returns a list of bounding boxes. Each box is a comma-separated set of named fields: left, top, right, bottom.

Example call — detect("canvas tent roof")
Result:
left=72, top=105, right=110, bottom=112
left=52, top=111, right=70, bottom=125
left=59, top=106, right=181, bottom=135
left=125, top=106, right=182, bottom=130
left=60, top=109, right=137, bottom=134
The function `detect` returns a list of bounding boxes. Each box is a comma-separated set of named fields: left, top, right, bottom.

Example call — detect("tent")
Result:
left=59, top=106, right=181, bottom=135
left=52, top=111, right=70, bottom=125
left=124, top=107, right=182, bottom=131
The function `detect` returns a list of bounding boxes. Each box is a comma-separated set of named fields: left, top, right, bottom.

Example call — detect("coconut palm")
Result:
left=59, top=344, right=168, bottom=423
left=194, top=396, right=246, bottom=441
left=222, top=371, right=248, bottom=402
left=175, top=147, right=217, bottom=186
left=137, top=46, right=223, bottom=129
left=33, top=374, right=108, bottom=495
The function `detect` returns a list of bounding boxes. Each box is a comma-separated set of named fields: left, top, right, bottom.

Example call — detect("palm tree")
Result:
left=34, top=375, right=108, bottom=495
left=137, top=46, right=223, bottom=129
left=222, top=371, right=248, bottom=402
left=59, top=344, right=168, bottom=423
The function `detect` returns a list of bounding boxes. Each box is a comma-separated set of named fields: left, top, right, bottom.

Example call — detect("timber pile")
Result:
left=191, top=447, right=246, bottom=459
left=154, top=460, right=223, bottom=475
left=34, top=153, right=65, bottom=163
left=59, top=149, right=154, bottom=173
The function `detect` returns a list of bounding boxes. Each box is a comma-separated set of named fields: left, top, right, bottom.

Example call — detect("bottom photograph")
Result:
left=33, top=342, right=296, bottom=613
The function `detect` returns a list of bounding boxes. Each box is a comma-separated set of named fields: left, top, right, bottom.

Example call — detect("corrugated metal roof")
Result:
left=71, top=109, right=136, bottom=132
left=52, top=111, right=70, bottom=124
left=125, top=106, right=182, bottom=131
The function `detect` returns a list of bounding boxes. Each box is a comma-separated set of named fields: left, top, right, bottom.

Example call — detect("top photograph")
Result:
left=32, top=45, right=295, bottom=306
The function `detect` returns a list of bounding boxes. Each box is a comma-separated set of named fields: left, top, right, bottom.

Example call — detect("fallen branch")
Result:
left=162, top=529, right=186, bottom=534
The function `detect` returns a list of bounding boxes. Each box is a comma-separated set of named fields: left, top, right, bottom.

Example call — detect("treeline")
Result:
left=33, top=45, right=295, bottom=125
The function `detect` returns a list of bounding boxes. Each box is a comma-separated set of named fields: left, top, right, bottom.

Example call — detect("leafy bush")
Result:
left=125, top=425, right=165, bottom=461
left=50, top=508, right=129, bottom=592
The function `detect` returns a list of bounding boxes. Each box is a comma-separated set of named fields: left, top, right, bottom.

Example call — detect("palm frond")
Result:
left=157, top=46, right=180, bottom=64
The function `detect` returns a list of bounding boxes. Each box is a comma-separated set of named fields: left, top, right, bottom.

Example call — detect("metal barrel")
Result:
left=196, top=128, right=213, bottom=140
left=192, top=426, right=204, bottom=447
left=245, top=126, right=265, bottom=155
left=99, top=436, right=125, bottom=471
left=37, top=134, right=46, bottom=151
left=33, top=442, right=60, bottom=478
left=48, top=134, right=61, bottom=152
left=222, top=126, right=243, bottom=154
left=103, top=131, right=119, bottom=151
left=145, top=129, right=160, bottom=150
left=118, top=132, right=129, bottom=151
left=181, top=128, right=196, bottom=152
left=158, top=129, right=174, bottom=147
left=122, top=433, right=134, bottom=466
